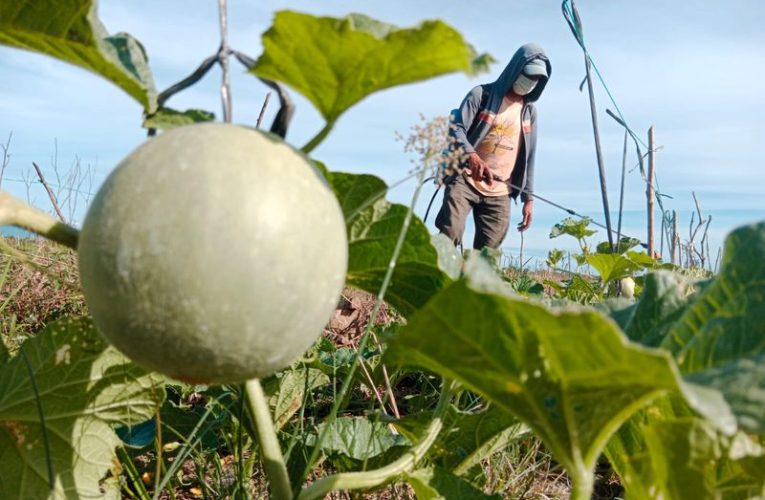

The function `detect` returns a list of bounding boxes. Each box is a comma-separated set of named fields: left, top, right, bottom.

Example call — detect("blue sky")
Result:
left=1, top=1, right=764, bottom=265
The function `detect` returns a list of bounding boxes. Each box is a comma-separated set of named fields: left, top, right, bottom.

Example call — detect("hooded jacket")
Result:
left=449, top=43, right=551, bottom=203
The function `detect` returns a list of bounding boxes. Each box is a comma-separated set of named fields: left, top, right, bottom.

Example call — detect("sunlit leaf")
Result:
left=386, top=255, right=682, bottom=492
left=662, top=222, right=765, bottom=433
left=0, top=0, right=157, bottom=111
left=267, top=367, right=329, bottom=431
left=586, top=253, right=641, bottom=286
left=250, top=11, right=492, bottom=124
left=549, top=217, right=596, bottom=241
left=310, top=416, right=408, bottom=462
left=626, top=250, right=658, bottom=268
left=317, top=165, right=451, bottom=317
left=431, top=233, right=463, bottom=281
left=596, top=237, right=642, bottom=254
left=686, top=354, right=765, bottom=434
left=0, top=318, right=164, bottom=499
left=606, top=396, right=765, bottom=500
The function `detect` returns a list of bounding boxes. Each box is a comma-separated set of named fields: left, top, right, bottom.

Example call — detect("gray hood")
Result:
left=486, top=43, right=551, bottom=112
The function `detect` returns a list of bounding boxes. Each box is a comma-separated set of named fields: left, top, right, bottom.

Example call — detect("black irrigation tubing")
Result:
left=421, top=175, right=647, bottom=248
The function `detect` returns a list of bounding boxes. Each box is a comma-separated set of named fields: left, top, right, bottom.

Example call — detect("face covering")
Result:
left=512, top=74, right=538, bottom=96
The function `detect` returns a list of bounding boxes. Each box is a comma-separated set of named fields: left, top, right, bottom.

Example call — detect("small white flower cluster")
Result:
left=395, top=114, right=465, bottom=185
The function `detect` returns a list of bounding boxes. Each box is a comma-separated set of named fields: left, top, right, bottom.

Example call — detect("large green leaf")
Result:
left=266, top=367, right=329, bottom=431
left=385, top=256, right=682, bottom=493
left=405, top=466, right=500, bottom=499
left=605, top=396, right=765, bottom=500
left=596, top=237, right=642, bottom=255
left=662, top=222, right=765, bottom=433
left=586, top=253, right=641, bottom=286
left=549, top=217, right=596, bottom=241
left=686, top=354, right=765, bottom=434
left=431, top=233, right=463, bottom=281
left=250, top=11, right=491, bottom=124
left=309, top=416, right=408, bottom=463
left=0, top=1, right=157, bottom=112
left=0, top=318, right=164, bottom=499
left=663, top=222, right=765, bottom=371
left=321, top=167, right=451, bottom=317
left=606, top=395, right=718, bottom=500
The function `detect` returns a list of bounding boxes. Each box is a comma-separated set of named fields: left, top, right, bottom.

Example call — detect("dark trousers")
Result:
left=435, top=175, right=511, bottom=250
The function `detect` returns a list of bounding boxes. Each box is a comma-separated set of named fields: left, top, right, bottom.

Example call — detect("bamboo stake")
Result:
left=616, top=131, right=628, bottom=252
left=646, top=126, right=656, bottom=257
left=671, top=210, right=678, bottom=265
left=565, top=1, right=614, bottom=250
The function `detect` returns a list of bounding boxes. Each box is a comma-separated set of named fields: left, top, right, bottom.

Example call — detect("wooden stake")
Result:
left=647, top=126, right=656, bottom=257
left=671, top=210, right=678, bottom=265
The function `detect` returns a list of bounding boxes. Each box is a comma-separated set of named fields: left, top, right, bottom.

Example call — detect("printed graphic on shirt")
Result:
left=468, top=96, right=523, bottom=196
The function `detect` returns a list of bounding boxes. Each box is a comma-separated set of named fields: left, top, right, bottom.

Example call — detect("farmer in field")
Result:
left=435, top=43, right=551, bottom=249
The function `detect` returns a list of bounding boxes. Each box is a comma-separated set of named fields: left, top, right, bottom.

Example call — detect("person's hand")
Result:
left=517, top=200, right=533, bottom=232
left=466, top=153, right=492, bottom=186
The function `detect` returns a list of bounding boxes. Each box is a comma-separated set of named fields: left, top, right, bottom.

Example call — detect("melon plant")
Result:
left=78, top=123, right=348, bottom=383
left=5, top=3, right=764, bottom=500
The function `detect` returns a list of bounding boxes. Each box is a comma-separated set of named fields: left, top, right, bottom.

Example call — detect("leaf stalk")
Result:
left=0, top=191, right=79, bottom=250
left=245, top=378, right=293, bottom=500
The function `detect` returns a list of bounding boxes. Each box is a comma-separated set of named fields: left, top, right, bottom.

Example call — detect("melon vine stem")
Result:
left=301, top=122, right=335, bottom=154
left=571, top=468, right=594, bottom=500
left=298, top=165, right=431, bottom=487
left=297, top=379, right=455, bottom=500
left=0, top=191, right=78, bottom=250
left=245, top=378, right=293, bottom=500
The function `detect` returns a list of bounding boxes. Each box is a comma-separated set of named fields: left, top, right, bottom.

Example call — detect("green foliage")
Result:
left=546, top=248, right=565, bottom=268
left=606, top=395, right=765, bottom=500
left=4, top=2, right=765, bottom=497
left=142, top=107, right=215, bottom=130
left=308, top=416, right=409, bottom=469
left=431, top=233, right=463, bottom=280
left=596, top=236, right=641, bottom=254
left=586, top=252, right=642, bottom=286
left=0, top=318, right=164, bottom=499
left=320, top=166, right=451, bottom=317
left=0, top=0, right=157, bottom=111
left=506, top=273, right=545, bottom=295
left=660, top=223, right=765, bottom=433
left=266, top=367, right=330, bottom=431
left=250, top=11, right=492, bottom=126
left=385, top=255, right=683, bottom=494
left=620, top=271, right=696, bottom=347
left=549, top=217, right=597, bottom=242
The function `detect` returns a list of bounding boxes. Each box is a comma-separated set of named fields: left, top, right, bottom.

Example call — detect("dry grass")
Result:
left=0, top=237, right=85, bottom=350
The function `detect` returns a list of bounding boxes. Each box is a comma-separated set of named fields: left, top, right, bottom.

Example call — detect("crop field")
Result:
left=1, top=1, right=764, bottom=500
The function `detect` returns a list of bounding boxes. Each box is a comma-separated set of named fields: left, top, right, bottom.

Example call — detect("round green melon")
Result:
left=78, top=123, right=348, bottom=383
